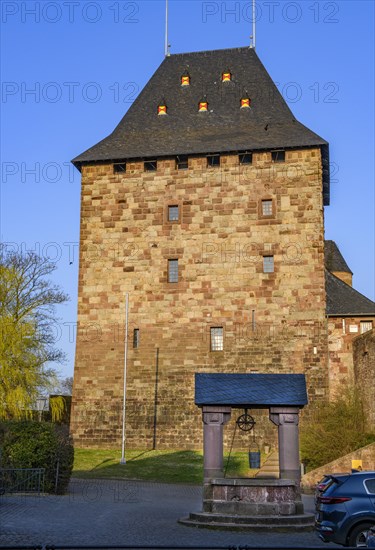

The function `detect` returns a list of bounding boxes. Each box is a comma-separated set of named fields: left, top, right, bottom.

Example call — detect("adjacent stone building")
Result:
left=70, top=47, right=371, bottom=449
left=325, top=240, right=375, bottom=399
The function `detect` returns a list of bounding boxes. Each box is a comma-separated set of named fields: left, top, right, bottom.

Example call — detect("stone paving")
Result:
left=0, top=478, right=335, bottom=547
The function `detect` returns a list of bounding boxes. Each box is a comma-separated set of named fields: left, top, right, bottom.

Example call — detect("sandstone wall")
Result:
left=301, top=442, right=375, bottom=489
left=328, top=318, right=375, bottom=398
left=71, top=148, right=328, bottom=449
left=353, top=329, right=375, bottom=430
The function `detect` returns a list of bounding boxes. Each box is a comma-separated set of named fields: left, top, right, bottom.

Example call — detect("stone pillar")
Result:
left=270, top=407, right=301, bottom=482
left=202, top=406, right=231, bottom=480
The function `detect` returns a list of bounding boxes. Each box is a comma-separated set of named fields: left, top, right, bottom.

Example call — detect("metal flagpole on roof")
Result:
left=165, top=0, right=170, bottom=57
left=250, top=0, right=256, bottom=49
left=120, top=292, right=129, bottom=464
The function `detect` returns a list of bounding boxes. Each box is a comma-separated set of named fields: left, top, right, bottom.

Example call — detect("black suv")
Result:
left=315, top=471, right=375, bottom=547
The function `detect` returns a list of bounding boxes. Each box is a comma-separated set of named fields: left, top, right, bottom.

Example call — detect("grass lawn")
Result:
left=73, top=448, right=261, bottom=484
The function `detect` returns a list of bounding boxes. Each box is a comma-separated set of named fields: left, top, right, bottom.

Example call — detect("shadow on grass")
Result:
left=73, top=448, right=255, bottom=484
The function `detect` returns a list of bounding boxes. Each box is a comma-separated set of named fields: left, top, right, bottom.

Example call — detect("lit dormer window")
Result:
left=198, top=100, right=208, bottom=112
left=181, top=72, right=190, bottom=86
left=240, top=97, right=251, bottom=109
left=158, top=104, right=167, bottom=115
left=222, top=71, right=232, bottom=82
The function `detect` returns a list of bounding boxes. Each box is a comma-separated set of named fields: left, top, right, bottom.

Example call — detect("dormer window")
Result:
left=198, top=100, right=208, bottom=112
left=222, top=71, right=232, bottom=82
left=241, top=97, right=251, bottom=109
left=158, top=104, right=167, bottom=115
left=181, top=73, right=190, bottom=86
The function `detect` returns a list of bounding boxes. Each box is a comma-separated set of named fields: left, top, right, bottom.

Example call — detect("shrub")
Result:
left=300, top=388, right=375, bottom=471
left=0, top=421, right=74, bottom=494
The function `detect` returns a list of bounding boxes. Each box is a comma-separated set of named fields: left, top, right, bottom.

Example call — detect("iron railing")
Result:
left=0, top=467, right=45, bottom=495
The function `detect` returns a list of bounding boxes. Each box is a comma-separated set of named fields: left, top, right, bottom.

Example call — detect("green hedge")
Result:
left=0, top=421, right=74, bottom=494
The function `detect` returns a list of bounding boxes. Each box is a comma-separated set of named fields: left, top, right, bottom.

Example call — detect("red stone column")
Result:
left=270, top=406, right=301, bottom=482
left=202, top=406, right=231, bottom=479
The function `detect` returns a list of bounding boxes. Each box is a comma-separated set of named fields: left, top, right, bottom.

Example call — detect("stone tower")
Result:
left=71, top=47, right=330, bottom=449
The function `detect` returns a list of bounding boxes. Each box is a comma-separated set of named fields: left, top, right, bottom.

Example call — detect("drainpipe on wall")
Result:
left=120, top=292, right=129, bottom=465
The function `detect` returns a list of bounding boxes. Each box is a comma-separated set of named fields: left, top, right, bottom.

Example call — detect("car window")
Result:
left=364, top=478, right=375, bottom=494
left=322, top=478, right=338, bottom=493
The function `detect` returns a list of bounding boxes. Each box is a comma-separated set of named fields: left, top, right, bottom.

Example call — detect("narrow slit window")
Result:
left=207, top=154, right=220, bottom=167
left=176, top=155, right=188, bottom=170
left=133, top=329, right=140, bottom=349
left=272, top=150, right=285, bottom=163
left=239, top=153, right=252, bottom=165
left=262, top=200, right=273, bottom=216
left=114, top=163, right=126, bottom=173
left=263, top=256, right=274, bottom=273
left=210, top=327, right=224, bottom=351
left=144, top=160, right=157, bottom=172
left=168, top=259, right=178, bottom=283
left=168, top=205, right=179, bottom=222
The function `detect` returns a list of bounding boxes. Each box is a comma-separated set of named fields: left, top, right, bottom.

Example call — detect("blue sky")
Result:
left=1, top=0, right=374, bottom=379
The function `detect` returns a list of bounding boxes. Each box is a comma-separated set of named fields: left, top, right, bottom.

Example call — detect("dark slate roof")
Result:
left=72, top=47, right=330, bottom=204
left=195, top=373, right=308, bottom=407
left=325, top=240, right=353, bottom=274
left=325, top=270, right=375, bottom=316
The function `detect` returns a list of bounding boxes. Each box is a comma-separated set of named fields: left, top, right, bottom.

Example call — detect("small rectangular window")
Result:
left=360, top=321, right=373, bottom=334
left=133, top=329, right=140, bottom=349
left=168, top=259, right=178, bottom=283
left=144, top=160, right=157, bottom=172
left=168, top=205, right=179, bottom=222
left=239, top=153, right=252, bottom=165
left=262, top=199, right=273, bottom=216
left=114, top=163, right=126, bottom=173
left=210, top=327, right=224, bottom=351
left=263, top=256, right=274, bottom=273
left=272, top=150, right=285, bottom=163
left=207, top=154, right=220, bottom=167
left=176, top=155, right=188, bottom=170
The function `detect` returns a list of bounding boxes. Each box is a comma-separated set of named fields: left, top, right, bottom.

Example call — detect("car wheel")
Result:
left=348, top=523, right=374, bottom=547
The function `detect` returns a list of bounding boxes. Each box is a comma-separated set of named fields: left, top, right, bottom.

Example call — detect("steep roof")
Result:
left=72, top=47, right=330, bottom=203
left=325, top=240, right=353, bottom=274
left=195, top=373, right=308, bottom=407
left=325, top=270, right=375, bottom=316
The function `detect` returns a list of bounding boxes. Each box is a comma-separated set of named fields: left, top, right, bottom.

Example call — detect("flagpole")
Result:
left=250, top=0, right=256, bottom=49
left=165, top=0, right=169, bottom=57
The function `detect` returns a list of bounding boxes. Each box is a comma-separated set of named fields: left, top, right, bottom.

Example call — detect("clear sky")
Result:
left=1, top=0, right=374, bottom=379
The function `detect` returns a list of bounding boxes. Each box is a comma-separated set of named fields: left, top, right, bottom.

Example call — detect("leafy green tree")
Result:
left=300, top=387, right=375, bottom=471
left=0, top=250, right=69, bottom=419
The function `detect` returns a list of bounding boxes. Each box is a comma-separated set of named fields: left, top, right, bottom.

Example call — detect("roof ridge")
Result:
left=167, top=46, right=252, bottom=58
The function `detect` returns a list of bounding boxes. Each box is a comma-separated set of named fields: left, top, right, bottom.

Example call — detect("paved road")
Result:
left=0, top=479, right=336, bottom=547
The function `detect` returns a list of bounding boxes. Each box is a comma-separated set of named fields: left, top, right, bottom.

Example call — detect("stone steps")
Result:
left=255, top=450, right=280, bottom=479
left=179, top=511, right=315, bottom=531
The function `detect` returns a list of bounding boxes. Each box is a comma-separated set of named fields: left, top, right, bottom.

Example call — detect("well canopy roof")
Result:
left=195, top=373, right=308, bottom=407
